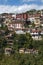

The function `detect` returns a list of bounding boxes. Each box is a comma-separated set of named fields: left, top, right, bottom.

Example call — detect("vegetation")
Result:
left=0, top=31, right=43, bottom=65
left=13, top=33, right=33, bottom=50
left=0, top=51, right=43, bottom=65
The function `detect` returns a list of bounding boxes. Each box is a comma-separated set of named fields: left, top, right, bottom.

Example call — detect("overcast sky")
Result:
left=0, top=0, right=43, bottom=13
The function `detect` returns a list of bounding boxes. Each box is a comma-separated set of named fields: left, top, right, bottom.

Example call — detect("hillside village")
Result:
left=0, top=9, right=43, bottom=56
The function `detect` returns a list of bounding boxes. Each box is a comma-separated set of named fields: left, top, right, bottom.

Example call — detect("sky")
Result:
left=0, top=0, right=43, bottom=13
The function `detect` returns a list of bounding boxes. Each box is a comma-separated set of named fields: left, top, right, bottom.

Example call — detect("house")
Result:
left=40, top=21, right=43, bottom=27
left=34, top=17, right=41, bottom=27
left=40, top=16, right=43, bottom=27
left=0, top=17, right=5, bottom=27
left=1, top=13, right=12, bottom=18
left=32, top=35, right=42, bottom=40
left=16, top=13, right=28, bottom=20
left=28, top=17, right=35, bottom=22
left=30, top=29, right=42, bottom=40
left=32, top=50, right=38, bottom=54
left=30, top=29, right=39, bottom=35
left=12, top=14, right=16, bottom=19
left=8, top=20, right=24, bottom=31
left=4, top=18, right=12, bottom=26
left=40, top=30, right=43, bottom=35
left=5, top=34, right=13, bottom=39
left=23, top=13, right=28, bottom=20
left=19, top=48, right=25, bottom=53
left=25, top=49, right=32, bottom=54
left=5, top=34, right=13, bottom=42
left=25, top=28, right=30, bottom=33
left=0, top=30, right=5, bottom=36
left=5, top=48, right=12, bottom=55
left=16, top=13, right=23, bottom=20
left=7, top=42, right=13, bottom=46
left=19, top=48, right=38, bottom=54
left=15, top=30, right=25, bottom=34
left=27, top=14, right=41, bottom=27
left=5, top=32, right=13, bottom=47
left=25, top=49, right=38, bottom=54
left=16, top=13, right=41, bottom=21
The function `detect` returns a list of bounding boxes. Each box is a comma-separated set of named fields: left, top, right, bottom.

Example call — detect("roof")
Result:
left=5, top=48, right=12, bottom=50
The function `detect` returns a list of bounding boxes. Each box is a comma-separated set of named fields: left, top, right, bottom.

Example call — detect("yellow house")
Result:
left=34, top=17, right=41, bottom=27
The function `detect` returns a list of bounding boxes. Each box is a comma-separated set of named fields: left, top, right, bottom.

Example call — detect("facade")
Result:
left=19, top=48, right=25, bottom=53
left=30, top=29, right=42, bottom=40
left=16, top=13, right=28, bottom=20
left=34, top=18, right=41, bottom=27
left=5, top=48, right=12, bottom=55
left=8, top=20, right=24, bottom=31
left=40, top=16, right=43, bottom=27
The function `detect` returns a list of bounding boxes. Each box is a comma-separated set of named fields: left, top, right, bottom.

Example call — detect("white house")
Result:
left=5, top=48, right=12, bottom=55
left=8, top=20, right=24, bottom=31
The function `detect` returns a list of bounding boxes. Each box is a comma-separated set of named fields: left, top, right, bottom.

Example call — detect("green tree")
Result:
left=32, top=22, right=35, bottom=28
left=13, top=33, right=20, bottom=51
left=24, top=33, right=33, bottom=49
left=18, top=34, right=27, bottom=48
